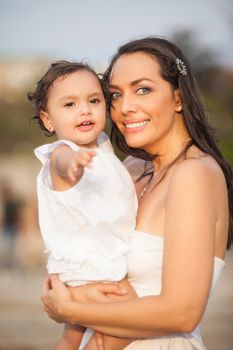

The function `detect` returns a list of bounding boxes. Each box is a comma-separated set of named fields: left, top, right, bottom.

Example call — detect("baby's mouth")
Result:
left=78, top=121, right=94, bottom=126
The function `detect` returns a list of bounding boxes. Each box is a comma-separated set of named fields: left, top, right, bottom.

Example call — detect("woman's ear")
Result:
left=40, top=111, right=54, bottom=132
left=174, top=89, right=183, bottom=113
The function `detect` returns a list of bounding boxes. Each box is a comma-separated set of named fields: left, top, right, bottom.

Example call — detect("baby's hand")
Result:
left=68, top=149, right=96, bottom=182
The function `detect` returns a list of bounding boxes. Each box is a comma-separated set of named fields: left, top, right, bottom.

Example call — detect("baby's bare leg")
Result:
left=83, top=279, right=136, bottom=350
left=83, top=334, right=132, bottom=350
left=83, top=333, right=133, bottom=350
left=54, top=323, right=86, bottom=350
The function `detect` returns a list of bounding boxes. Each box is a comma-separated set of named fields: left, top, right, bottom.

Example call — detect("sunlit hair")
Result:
left=28, top=60, right=110, bottom=136
left=103, top=36, right=233, bottom=249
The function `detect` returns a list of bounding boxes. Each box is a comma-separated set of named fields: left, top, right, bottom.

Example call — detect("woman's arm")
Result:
left=42, top=159, right=223, bottom=338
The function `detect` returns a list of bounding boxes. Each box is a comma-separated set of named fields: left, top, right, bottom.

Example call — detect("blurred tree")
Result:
left=0, top=61, right=52, bottom=153
left=172, top=30, right=217, bottom=71
left=0, top=31, right=232, bottom=163
left=171, top=30, right=233, bottom=164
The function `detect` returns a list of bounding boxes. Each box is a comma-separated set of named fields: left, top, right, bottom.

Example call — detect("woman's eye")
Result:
left=90, top=98, right=100, bottom=104
left=64, top=102, right=75, bottom=107
left=137, top=87, right=151, bottom=95
left=110, top=92, right=121, bottom=100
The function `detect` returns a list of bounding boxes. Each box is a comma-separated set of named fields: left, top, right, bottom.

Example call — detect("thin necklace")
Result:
left=139, top=184, right=149, bottom=199
left=139, top=140, right=193, bottom=199
left=139, top=175, right=154, bottom=199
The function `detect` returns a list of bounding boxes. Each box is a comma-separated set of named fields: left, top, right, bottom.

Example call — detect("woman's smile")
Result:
left=123, top=119, right=150, bottom=132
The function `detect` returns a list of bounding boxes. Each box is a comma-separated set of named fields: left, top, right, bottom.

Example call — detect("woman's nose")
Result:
left=121, top=94, right=138, bottom=115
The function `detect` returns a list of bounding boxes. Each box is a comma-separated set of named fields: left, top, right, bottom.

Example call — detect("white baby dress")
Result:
left=34, top=132, right=138, bottom=286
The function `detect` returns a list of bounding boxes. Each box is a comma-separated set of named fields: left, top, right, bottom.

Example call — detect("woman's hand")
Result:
left=68, top=280, right=132, bottom=303
left=42, top=276, right=136, bottom=322
left=41, top=274, right=72, bottom=323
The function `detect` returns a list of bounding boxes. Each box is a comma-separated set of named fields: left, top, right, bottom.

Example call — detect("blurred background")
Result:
left=0, top=0, right=232, bottom=349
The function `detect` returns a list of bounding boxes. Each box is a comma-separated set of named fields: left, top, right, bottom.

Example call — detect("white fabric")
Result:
left=34, top=132, right=138, bottom=285
left=123, top=230, right=226, bottom=349
left=80, top=231, right=225, bottom=350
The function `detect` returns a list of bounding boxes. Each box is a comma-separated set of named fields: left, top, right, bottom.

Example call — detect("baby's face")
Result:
left=41, top=70, right=106, bottom=148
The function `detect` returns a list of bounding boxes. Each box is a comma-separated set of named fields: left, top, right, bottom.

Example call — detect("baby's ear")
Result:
left=40, top=111, right=54, bottom=132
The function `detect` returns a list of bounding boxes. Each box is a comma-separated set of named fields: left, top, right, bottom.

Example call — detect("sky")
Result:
left=0, top=0, right=233, bottom=67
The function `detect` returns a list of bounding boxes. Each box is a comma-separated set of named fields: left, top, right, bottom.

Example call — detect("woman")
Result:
left=42, top=37, right=233, bottom=350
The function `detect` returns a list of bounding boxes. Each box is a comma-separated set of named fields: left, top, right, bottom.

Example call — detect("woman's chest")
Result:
left=135, top=177, right=169, bottom=236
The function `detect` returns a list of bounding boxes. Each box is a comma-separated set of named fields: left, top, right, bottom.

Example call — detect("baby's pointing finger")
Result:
left=78, top=150, right=96, bottom=161
left=77, top=157, right=94, bottom=169
left=67, top=169, right=78, bottom=182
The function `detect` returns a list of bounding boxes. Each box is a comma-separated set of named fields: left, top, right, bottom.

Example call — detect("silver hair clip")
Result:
left=176, top=58, right=187, bottom=76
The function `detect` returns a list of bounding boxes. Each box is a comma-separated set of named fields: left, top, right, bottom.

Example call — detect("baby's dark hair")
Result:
left=28, top=60, right=110, bottom=135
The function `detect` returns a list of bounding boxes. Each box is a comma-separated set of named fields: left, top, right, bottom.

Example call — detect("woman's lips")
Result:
left=123, top=119, right=150, bottom=132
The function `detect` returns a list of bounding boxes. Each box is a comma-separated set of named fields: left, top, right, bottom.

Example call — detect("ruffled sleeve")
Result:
left=34, top=140, right=80, bottom=164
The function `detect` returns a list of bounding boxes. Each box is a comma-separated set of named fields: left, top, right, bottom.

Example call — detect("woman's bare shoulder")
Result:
left=169, top=155, right=226, bottom=193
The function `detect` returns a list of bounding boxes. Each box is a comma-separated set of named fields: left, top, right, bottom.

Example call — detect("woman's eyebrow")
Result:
left=109, top=78, right=156, bottom=89
left=130, top=78, right=156, bottom=86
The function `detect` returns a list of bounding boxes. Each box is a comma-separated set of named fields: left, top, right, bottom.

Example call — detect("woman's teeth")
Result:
left=125, top=120, right=149, bottom=129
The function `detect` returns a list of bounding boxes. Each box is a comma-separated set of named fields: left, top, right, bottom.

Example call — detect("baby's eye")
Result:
left=90, top=98, right=101, bottom=104
left=64, top=102, right=75, bottom=107
left=110, top=92, right=121, bottom=100
left=137, top=87, right=151, bottom=95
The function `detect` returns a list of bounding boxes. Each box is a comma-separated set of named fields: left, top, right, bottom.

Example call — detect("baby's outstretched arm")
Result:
left=50, top=145, right=96, bottom=190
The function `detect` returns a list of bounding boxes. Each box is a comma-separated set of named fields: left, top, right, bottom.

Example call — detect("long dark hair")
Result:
left=103, top=36, right=233, bottom=249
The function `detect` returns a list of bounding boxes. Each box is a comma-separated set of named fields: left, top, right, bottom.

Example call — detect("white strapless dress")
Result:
left=124, top=230, right=225, bottom=350
left=80, top=230, right=225, bottom=350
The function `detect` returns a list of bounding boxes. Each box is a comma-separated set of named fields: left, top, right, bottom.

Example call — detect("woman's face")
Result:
left=109, top=52, right=182, bottom=154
